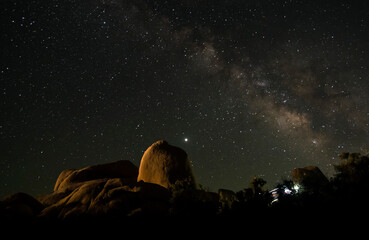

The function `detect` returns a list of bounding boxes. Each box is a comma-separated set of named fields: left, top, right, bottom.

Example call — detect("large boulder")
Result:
left=39, top=179, right=170, bottom=219
left=291, top=166, right=329, bottom=191
left=137, top=140, right=197, bottom=189
left=38, top=160, right=170, bottom=219
left=54, top=160, right=138, bottom=192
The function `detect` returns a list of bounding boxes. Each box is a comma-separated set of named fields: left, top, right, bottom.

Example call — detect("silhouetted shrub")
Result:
left=230, top=176, right=272, bottom=215
left=168, top=178, right=218, bottom=216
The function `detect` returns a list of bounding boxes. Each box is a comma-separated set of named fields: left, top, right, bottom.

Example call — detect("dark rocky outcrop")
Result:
left=292, top=166, right=328, bottom=185
left=0, top=192, right=44, bottom=218
left=291, top=166, right=330, bottom=193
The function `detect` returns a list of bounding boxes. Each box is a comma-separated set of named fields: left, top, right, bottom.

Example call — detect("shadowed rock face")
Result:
left=36, top=160, right=170, bottom=219
left=292, top=166, right=329, bottom=190
left=0, top=192, right=44, bottom=218
left=54, top=160, right=139, bottom=192
left=137, top=140, right=197, bottom=189
left=39, top=179, right=170, bottom=219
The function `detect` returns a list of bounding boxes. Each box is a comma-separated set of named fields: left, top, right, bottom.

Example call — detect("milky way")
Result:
left=1, top=0, right=368, bottom=197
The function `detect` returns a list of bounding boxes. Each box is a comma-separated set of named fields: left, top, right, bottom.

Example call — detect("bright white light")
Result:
left=293, top=184, right=300, bottom=192
left=184, top=138, right=188, bottom=142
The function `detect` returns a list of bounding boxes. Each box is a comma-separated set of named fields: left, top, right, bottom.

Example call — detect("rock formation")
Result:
left=137, top=140, right=197, bottom=189
left=0, top=141, right=202, bottom=219
left=37, top=160, right=170, bottom=219
left=54, top=160, right=139, bottom=192
left=0, top=141, right=222, bottom=220
left=291, top=166, right=329, bottom=192
left=39, top=179, right=170, bottom=219
left=0, top=192, right=44, bottom=218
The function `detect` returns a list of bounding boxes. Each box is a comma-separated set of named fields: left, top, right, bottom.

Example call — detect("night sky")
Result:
left=1, top=0, right=369, bottom=198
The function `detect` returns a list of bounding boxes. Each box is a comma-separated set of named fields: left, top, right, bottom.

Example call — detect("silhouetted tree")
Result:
left=331, top=152, right=369, bottom=209
left=334, top=152, right=369, bottom=185
left=250, top=176, right=267, bottom=195
left=232, top=176, right=271, bottom=215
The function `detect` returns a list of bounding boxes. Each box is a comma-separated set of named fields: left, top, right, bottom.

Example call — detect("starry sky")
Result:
left=1, top=0, right=369, bottom=198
